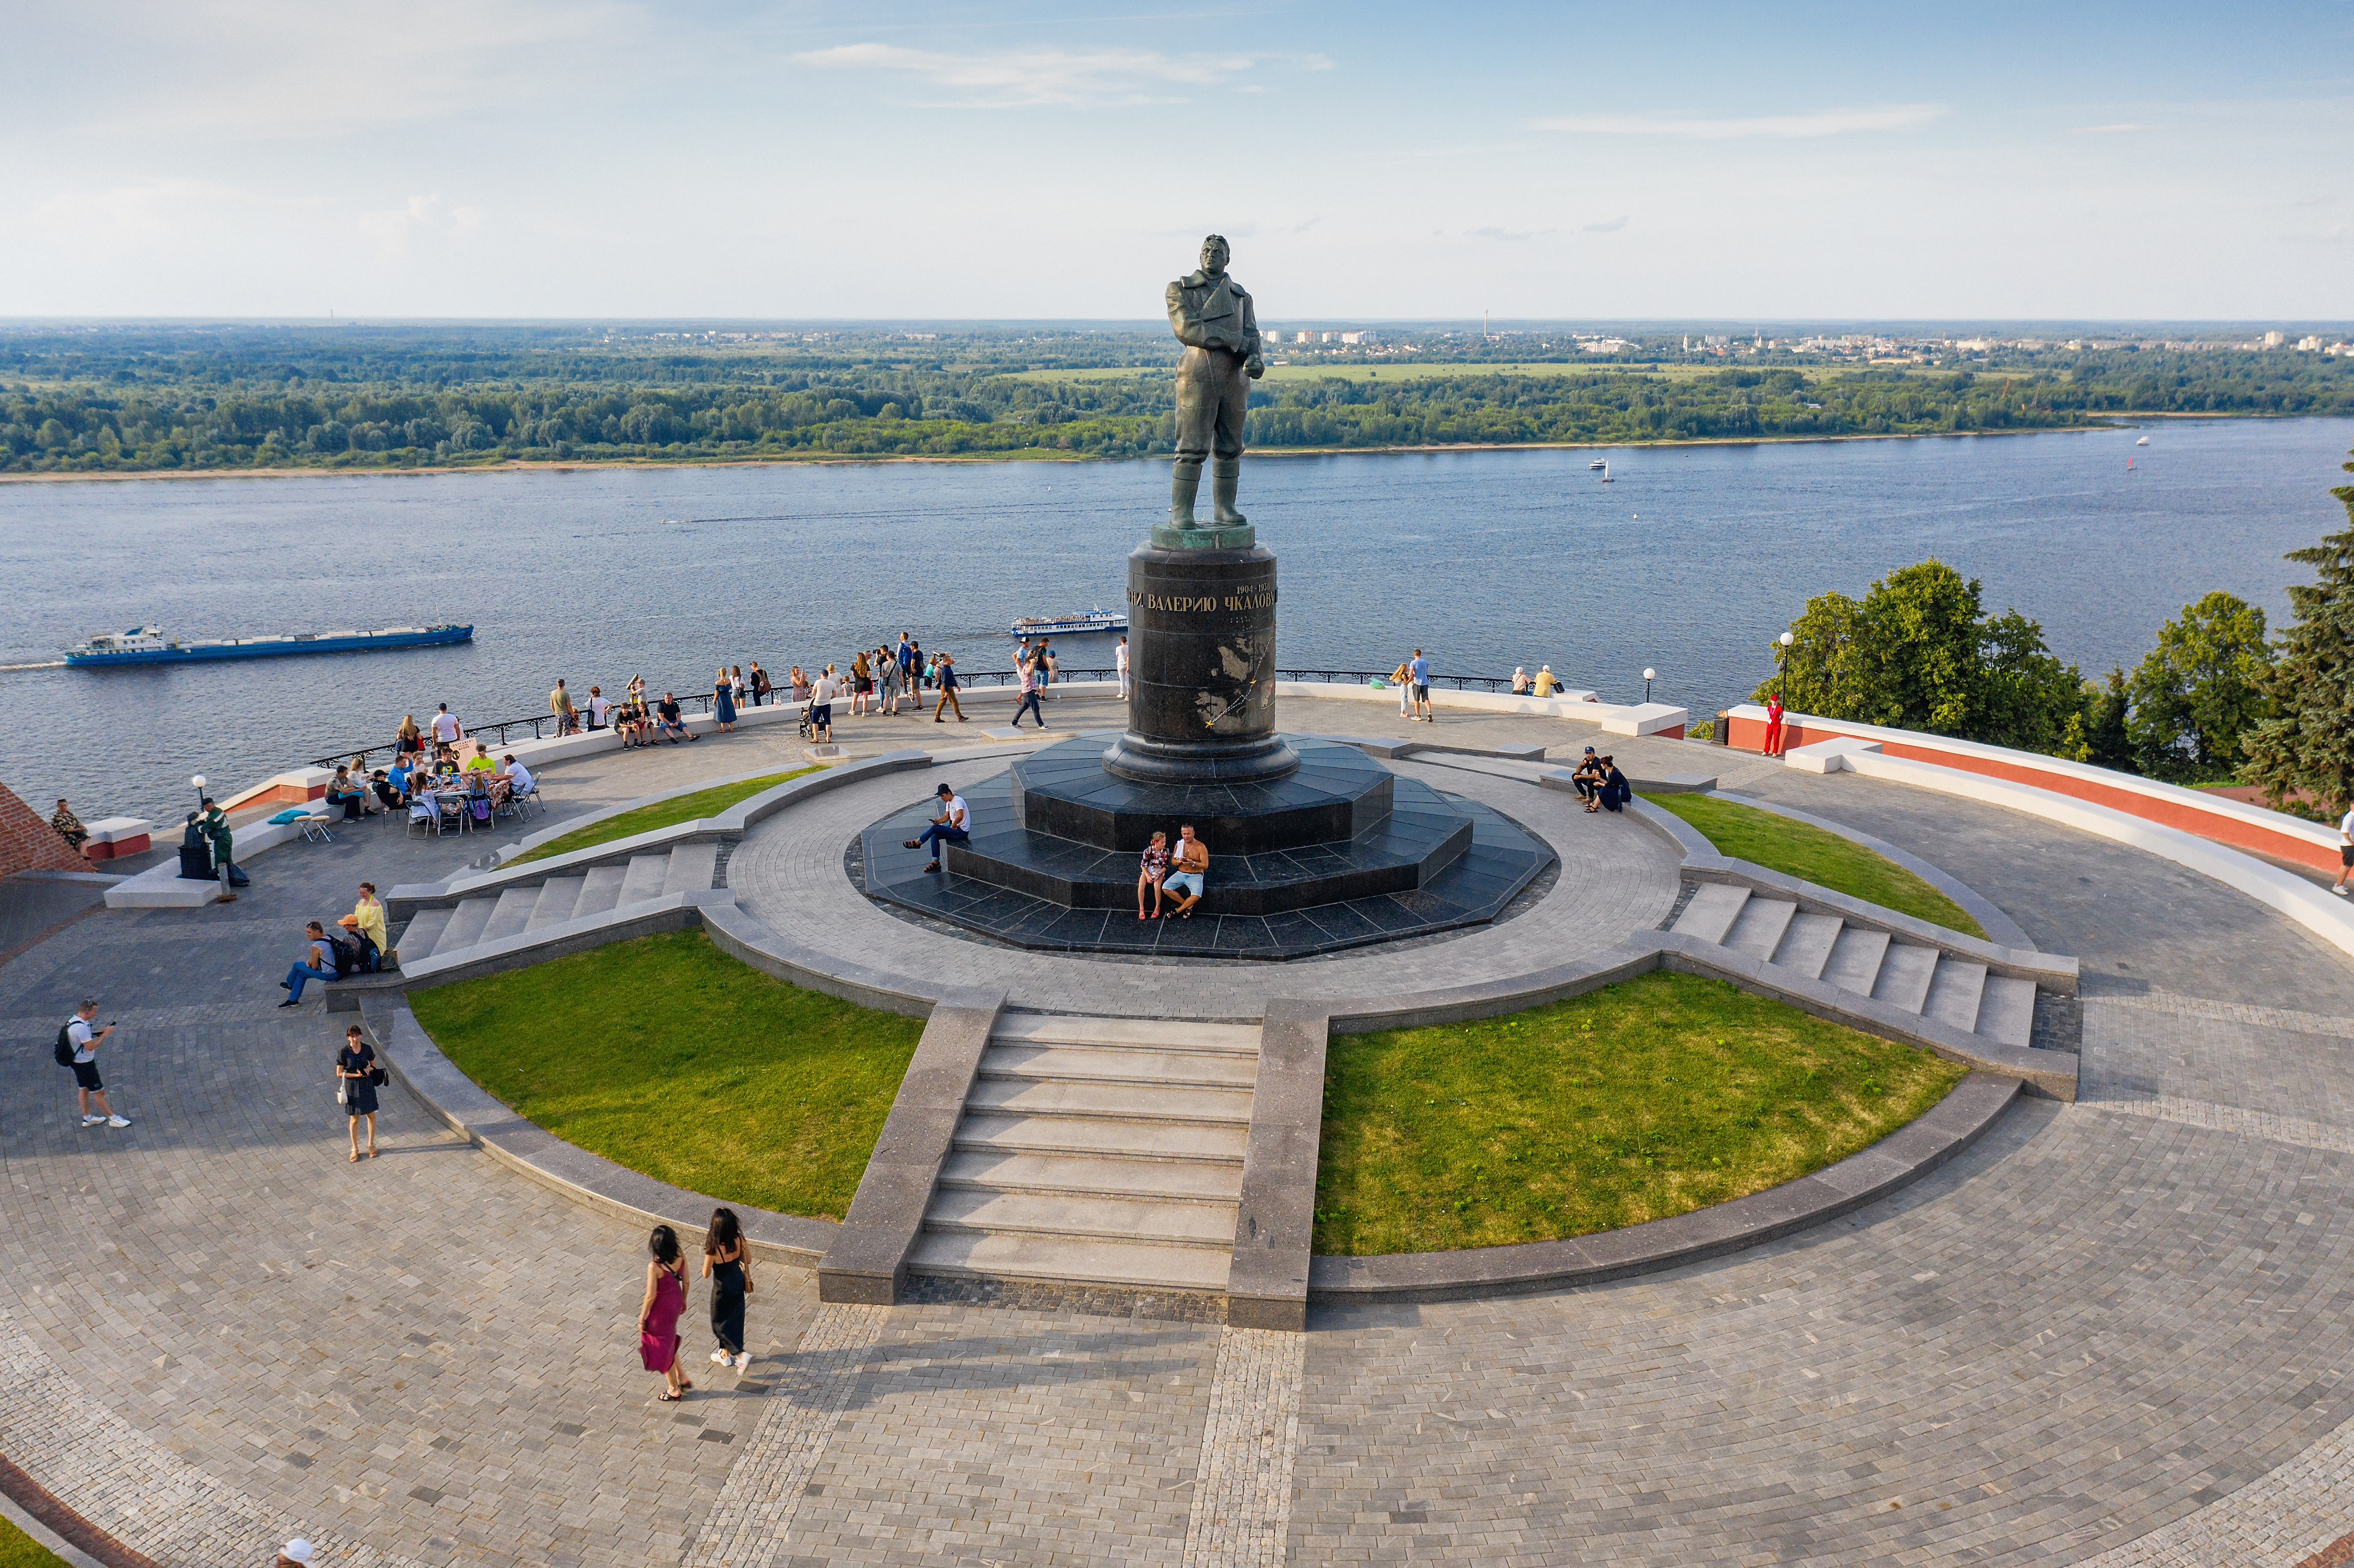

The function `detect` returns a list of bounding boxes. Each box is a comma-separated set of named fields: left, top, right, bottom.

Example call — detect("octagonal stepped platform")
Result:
left=1672, top=882, right=2038, bottom=1048
left=906, top=1012, right=1263, bottom=1295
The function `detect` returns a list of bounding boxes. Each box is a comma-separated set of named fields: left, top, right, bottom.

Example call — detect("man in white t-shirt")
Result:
left=588, top=686, right=612, bottom=730
left=62, top=999, right=130, bottom=1128
left=808, top=665, right=842, bottom=743
left=902, top=784, right=969, bottom=873
left=1116, top=635, right=1130, bottom=699
left=430, top=704, right=462, bottom=748
left=2336, top=806, right=2354, bottom=896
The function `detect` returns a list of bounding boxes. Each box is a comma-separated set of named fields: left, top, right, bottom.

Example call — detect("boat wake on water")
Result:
left=0, top=661, right=67, bottom=672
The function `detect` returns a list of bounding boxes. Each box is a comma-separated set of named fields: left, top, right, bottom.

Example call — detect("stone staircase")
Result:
left=1672, top=882, right=2037, bottom=1049
left=394, top=842, right=718, bottom=968
left=906, top=1012, right=1262, bottom=1295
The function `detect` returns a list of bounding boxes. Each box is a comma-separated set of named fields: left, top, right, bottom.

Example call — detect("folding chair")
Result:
left=299, top=808, right=337, bottom=844
left=406, top=798, right=440, bottom=838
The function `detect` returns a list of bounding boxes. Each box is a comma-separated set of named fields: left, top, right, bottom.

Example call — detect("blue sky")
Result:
left=3, top=1, right=2347, bottom=320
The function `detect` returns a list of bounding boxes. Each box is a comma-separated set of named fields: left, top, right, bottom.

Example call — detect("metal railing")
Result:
left=306, top=667, right=1586, bottom=772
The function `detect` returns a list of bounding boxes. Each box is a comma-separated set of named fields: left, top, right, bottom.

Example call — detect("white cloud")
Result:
left=2070, top=123, right=2163, bottom=134
left=791, top=42, right=1297, bottom=108
left=1468, top=225, right=1554, bottom=242
left=357, top=194, right=486, bottom=254
left=1582, top=215, right=1629, bottom=233
left=1537, top=104, right=1946, bottom=138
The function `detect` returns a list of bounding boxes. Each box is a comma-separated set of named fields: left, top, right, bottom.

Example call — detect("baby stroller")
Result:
left=797, top=697, right=815, bottom=740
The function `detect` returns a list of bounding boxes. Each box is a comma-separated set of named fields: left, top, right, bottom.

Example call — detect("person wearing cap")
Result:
left=277, top=1539, right=315, bottom=1566
left=902, top=784, right=969, bottom=872
left=197, top=795, right=238, bottom=901
left=1571, top=747, right=1606, bottom=811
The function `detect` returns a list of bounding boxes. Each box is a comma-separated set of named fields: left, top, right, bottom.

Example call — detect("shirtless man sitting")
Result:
left=1158, top=824, right=1210, bottom=918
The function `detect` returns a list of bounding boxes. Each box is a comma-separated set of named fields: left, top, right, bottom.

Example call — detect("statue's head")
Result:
left=1199, top=234, right=1230, bottom=274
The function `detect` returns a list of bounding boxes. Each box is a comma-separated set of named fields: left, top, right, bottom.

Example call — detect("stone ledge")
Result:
left=359, top=997, right=840, bottom=1265
left=327, top=889, right=726, bottom=1011
left=1306, top=1072, right=2021, bottom=1305
left=1226, top=1000, right=1327, bottom=1332
left=818, top=985, right=1004, bottom=1304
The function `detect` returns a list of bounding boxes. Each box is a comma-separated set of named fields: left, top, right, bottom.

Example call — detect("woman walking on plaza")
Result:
left=335, top=1024, right=380, bottom=1161
left=703, top=1207, right=753, bottom=1371
left=638, top=1225, right=692, bottom=1402
left=712, top=669, right=737, bottom=733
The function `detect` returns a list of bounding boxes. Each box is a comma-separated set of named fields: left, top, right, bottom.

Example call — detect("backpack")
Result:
left=54, top=1022, right=78, bottom=1067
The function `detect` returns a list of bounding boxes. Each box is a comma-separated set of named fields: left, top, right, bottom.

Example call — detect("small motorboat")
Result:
left=1588, top=458, right=1606, bottom=470
left=2135, top=436, right=2150, bottom=446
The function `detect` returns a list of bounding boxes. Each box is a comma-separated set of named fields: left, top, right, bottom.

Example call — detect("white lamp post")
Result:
left=1776, top=631, right=1794, bottom=693
left=1642, top=667, right=1656, bottom=704
left=190, top=773, right=207, bottom=810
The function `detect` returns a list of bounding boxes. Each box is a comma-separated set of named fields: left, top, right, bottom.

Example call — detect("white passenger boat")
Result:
left=1007, top=607, right=1126, bottom=637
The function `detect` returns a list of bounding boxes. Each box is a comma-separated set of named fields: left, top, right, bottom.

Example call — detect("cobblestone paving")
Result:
left=727, top=755, right=1678, bottom=1017
left=11, top=704, right=2354, bottom=1564
left=1183, top=1329, right=1307, bottom=1568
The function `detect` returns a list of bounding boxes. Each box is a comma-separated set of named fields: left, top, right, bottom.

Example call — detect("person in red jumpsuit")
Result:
left=1764, top=693, right=1787, bottom=757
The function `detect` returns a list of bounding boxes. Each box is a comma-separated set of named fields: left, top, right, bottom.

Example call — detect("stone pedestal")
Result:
left=1102, top=538, right=1298, bottom=786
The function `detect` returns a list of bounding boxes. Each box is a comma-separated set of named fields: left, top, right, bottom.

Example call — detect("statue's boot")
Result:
left=1210, top=459, right=1247, bottom=527
left=1168, top=460, right=1202, bottom=527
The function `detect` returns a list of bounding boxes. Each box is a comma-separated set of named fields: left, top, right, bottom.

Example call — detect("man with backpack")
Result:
left=58, top=1000, right=130, bottom=1128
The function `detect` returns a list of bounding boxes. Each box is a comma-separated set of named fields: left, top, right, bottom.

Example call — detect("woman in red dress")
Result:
left=637, top=1225, right=693, bottom=1402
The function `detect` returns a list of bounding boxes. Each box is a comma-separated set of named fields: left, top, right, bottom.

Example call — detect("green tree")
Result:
left=2061, top=667, right=2135, bottom=771
left=2244, top=450, right=2354, bottom=810
left=1755, top=559, right=2087, bottom=749
left=2125, top=590, right=2273, bottom=778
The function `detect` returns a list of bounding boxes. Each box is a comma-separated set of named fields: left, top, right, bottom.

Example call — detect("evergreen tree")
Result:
left=2243, top=450, right=2354, bottom=810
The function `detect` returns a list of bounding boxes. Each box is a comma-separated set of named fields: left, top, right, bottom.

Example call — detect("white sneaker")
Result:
left=81, top=1114, right=104, bottom=1126
left=2336, top=885, right=2350, bottom=897
left=107, top=1115, right=131, bottom=1128
left=710, top=1350, right=731, bottom=1364
left=734, top=1353, right=752, bottom=1370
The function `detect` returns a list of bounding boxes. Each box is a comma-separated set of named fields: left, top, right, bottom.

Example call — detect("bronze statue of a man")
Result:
left=1166, top=234, right=1264, bottom=528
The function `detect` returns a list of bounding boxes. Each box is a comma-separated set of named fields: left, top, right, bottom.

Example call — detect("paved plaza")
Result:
left=7, top=690, right=2354, bottom=1564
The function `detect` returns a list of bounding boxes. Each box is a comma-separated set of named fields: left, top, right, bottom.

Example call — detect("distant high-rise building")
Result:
left=2263, top=330, right=2287, bottom=348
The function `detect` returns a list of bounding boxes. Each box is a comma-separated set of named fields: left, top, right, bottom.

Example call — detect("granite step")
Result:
left=924, top=1189, right=1238, bottom=1246
left=1769, top=911, right=1844, bottom=981
left=662, top=841, right=718, bottom=897
left=989, top=1013, right=1262, bottom=1055
left=1672, top=882, right=1751, bottom=946
left=396, top=906, right=453, bottom=961
left=1870, top=943, right=1940, bottom=1015
left=905, top=1229, right=1231, bottom=1293
left=523, top=875, right=586, bottom=932
left=962, top=1078, right=1254, bottom=1125
left=617, top=854, right=670, bottom=906
left=1723, top=895, right=1798, bottom=962
left=953, top=1112, right=1250, bottom=1163
left=936, top=1149, right=1245, bottom=1203
left=477, top=886, right=541, bottom=946
left=1921, top=957, right=1989, bottom=1035
left=571, top=863, right=630, bottom=920
left=1975, top=975, right=2039, bottom=1049
left=432, top=896, right=497, bottom=957
left=1821, top=925, right=1891, bottom=997
left=977, top=1044, right=1260, bottom=1090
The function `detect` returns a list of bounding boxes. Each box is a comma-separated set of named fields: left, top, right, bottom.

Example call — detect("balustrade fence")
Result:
left=305, top=668, right=1587, bottom=772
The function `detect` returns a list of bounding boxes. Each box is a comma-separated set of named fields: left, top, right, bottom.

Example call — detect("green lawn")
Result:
left=1645, top=791, right=1987, bottom=938
left=409, top=930, right=921, bottom=1220
left=0, top=1514, right=66, bottom=1568
left=1314, top=971, right=1963, bottom=1255
left=515, top=768, right=818, bottom=864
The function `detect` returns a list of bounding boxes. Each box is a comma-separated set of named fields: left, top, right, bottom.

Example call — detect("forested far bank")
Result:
left=4, top=324, right=2350, bottom=475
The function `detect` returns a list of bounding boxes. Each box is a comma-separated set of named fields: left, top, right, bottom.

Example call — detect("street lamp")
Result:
left=1642, top=667, right=1656, bottom=704
left=190, top=774, right=207, bottom=811
left=1776, top=631, right=1794, bottom=694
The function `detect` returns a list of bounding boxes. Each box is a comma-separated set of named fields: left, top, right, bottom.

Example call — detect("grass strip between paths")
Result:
left=514, top=766, right=819, bottom=864
left=1315, top=971, right=1963, bottom=1255
left=0, top=1515, right=66, bottom=1568
left=409, top=929, right=921, bottom=1221
left=1644, top=791, right=1987, bottom=938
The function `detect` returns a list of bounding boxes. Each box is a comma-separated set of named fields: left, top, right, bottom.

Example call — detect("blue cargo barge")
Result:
left=65, top=623, right=473, bottom=667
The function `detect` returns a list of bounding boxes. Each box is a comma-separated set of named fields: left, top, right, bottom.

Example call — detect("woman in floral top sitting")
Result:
left=1136, top=830, right=1170, bottom=921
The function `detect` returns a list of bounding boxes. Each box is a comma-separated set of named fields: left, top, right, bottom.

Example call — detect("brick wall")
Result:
left=0, top=779, right=86, bottom=877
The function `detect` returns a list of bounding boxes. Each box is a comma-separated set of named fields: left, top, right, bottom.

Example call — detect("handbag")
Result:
left=370, top=1066, right=388, bottom=1087
left=336, top=1079, right=347, bottom=1105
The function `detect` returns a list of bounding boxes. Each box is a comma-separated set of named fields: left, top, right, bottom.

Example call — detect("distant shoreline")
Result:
left=0, top=418, right=2206, bottom=486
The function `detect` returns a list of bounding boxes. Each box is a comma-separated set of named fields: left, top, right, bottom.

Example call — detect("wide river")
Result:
left=3, top=416, right=2350, bottom=829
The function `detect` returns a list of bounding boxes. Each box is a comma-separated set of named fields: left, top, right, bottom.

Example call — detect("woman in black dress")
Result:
left=336, top=1024, right=380, bottom=1161
left=701, top=1207, right=752, bottom=1371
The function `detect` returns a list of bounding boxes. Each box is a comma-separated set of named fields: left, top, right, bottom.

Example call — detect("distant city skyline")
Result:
left=3, top=1, right=2347, bottom=320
